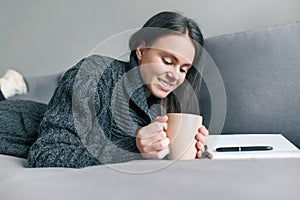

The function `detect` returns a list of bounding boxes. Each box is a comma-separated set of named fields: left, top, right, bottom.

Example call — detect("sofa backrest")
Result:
left=201, top=20, right=300, bottom=147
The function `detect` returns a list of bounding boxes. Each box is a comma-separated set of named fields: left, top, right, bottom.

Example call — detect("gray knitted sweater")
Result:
left=28, top=55, right=161, bottom=168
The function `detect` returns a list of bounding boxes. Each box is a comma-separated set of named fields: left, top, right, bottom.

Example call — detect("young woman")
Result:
left=0, top=11, right=209, bottom=168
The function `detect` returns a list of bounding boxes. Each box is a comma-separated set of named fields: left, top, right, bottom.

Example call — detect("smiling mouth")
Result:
left=158, top=78, right=174, bottom=90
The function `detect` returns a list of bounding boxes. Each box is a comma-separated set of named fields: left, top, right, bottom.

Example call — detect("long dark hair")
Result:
left=129, top=11, right=204, bottom=114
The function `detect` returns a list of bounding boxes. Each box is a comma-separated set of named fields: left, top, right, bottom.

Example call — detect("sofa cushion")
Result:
left=9, top=73, right=62, bottom=104
left=202, top=21, right=300, bottom=147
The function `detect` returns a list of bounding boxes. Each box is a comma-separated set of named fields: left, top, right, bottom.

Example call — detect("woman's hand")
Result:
left=136, top=116, right=170, bottom=159
left=195, top=125, right=209, bottom=158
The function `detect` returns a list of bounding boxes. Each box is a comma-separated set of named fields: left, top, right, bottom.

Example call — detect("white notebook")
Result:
left=206, top=134, right=300, bottom=159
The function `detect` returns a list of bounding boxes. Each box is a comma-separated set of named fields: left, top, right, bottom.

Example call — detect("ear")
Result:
left=135, top=41, right=146, bottom=62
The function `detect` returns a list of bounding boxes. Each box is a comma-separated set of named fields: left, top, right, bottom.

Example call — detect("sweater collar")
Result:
left=123, top=55, right=161, bottom=118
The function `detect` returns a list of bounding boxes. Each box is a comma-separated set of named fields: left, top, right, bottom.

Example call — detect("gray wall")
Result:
left=1, top=0, right=300, bottom=76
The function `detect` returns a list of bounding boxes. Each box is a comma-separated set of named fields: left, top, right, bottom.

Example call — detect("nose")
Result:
left=166, top=66, right=180, bottom=82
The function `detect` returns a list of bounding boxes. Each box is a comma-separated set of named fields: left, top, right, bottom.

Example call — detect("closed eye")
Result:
left=180, top=67, right=189, bottom=73
left=162, top=57, right=173, bottom=65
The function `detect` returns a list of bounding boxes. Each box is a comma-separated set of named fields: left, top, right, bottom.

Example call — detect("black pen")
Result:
left=215, top=146, right=273, bottom=152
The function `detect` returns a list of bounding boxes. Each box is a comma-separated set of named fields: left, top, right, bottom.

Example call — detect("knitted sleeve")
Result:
left=27, top=56, right=102, bottom=168
left=28, top=55, right=144, bottom=168
left=69, top=55, right=143, bottom=164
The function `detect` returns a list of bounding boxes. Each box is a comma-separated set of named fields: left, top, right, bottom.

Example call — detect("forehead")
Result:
left=149, top=34, right=196, bottom=64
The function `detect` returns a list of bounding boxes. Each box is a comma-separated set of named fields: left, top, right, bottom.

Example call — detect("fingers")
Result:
left=150, top=137, right=170, bottom=151
left=198, top=125, right=209, bottom=136
left=154, top=115, right=168, bottom=130
left=196, top=142, right=206, bottom=158
left=196, top=146, right=213, bottom=159
left=138, top=117, right=210, bottom=160
left=138, top=129, right=167, bottom=145
left=195, top=125, right=209, bottom=158
left=195, top=125, right=209, bottom=143
left=136, top=116, right=170, bottom=158
left=138, top=135, right=170, bottom=153
left=155, top=115, right=168, bottom=123
left=195, top=133, right=206, bottom=143
left=138, top=121, right=167, bottom=139
left=141, top=147, right=170, bottom=159
left=196, top=141, right=205, bottom=151
left=196, top=150, right=203, bottom=158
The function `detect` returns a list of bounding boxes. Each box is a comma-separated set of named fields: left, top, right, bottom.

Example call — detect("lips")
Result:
left=158, top=78, right=175, bottom=91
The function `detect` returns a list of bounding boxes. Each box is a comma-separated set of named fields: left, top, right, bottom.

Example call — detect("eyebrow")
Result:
left=162, top=50, right=193, bottom=67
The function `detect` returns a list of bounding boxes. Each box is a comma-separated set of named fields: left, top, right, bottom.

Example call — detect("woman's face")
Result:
left=136, top=34, right=195, bottom=99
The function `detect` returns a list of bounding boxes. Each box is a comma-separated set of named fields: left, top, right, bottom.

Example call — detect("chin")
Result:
left=152, top=91, right=169, bottom=99
left=149, top=84, right=171, bottom=99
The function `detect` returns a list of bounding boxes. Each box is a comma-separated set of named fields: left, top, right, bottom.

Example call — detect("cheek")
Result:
left=140, top=63, right=165, bottom=76
left=139, top=65, right=159, bottom=85
left=178, top=75, right=186, bottom=85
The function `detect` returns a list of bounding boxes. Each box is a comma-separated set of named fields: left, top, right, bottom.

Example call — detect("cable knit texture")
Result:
left=0, top=100, right=46, bottom=158
left=24, top=55, right=161, bottom=168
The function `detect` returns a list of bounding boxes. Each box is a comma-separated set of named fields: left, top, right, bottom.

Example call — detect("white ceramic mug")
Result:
left=166, top=113, right=203, bottom=160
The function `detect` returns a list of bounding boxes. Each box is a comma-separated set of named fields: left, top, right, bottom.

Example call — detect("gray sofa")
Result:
left=2, top=20, right=300, bottom=200
left=202, top=20, right=300, bottom=148
left=11, top=20, right=300, bottom=148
